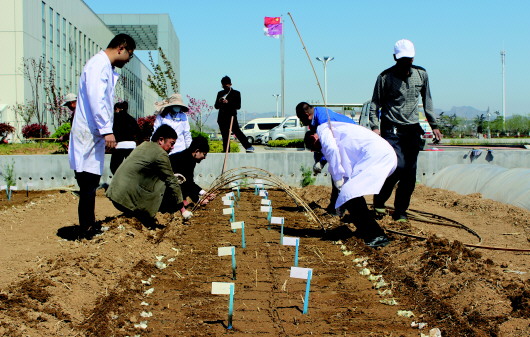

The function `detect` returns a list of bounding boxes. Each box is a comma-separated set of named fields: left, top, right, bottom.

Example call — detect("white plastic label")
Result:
left=212, top=282, right=234, bottom=295
left=290, top=267, right=312, bottom=279
left=218, top=246, right=235, bottom=256
left=282, top=237, right=299, bottom=246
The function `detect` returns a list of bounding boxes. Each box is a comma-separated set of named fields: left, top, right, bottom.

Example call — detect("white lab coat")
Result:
left=152, top=112, right=192, bottom=154
left=317, top=121, right=397, bottom=209
left=69, top=51, right=120, bottom=175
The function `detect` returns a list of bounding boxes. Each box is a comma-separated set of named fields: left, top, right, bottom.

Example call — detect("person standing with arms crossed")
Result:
left=69, top=33, right=136, bottom=238
left=369, top=39, right=442, bottom=222
left=215, top=76, right=254, bottom=153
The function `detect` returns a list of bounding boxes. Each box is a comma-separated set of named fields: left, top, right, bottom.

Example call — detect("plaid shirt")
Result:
left=369, top=64, right=438, bottom=130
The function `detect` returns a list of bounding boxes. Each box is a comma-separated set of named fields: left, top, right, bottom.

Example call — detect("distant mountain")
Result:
left=436, top=106, right=488, bottom=120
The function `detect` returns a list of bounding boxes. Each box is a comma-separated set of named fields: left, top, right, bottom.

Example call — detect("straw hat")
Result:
left=154, top=93, right=189, bottom=113
left=61, top=93, right=77, bottom=106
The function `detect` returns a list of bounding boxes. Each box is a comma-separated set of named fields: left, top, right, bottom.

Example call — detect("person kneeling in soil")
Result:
left=169, top=135, right=216, bottom=206
left=107, top=125, right=192, bottom=227
left=303, top=116, right=397, bottom=247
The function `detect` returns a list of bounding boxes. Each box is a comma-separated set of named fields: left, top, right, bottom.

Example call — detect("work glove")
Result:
left=174, top=173, right=186, bottom=184
left=334, top=178, right=344, bottom=191
left=313, top=162, right=323, bottom=174
left=182, top=210, right=193, bottom=220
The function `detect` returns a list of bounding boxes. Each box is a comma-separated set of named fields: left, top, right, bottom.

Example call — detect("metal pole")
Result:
left=272, top=94, right=280, bottom=117
left=316, top=56, right=334, bottom=104
left=280, top=16, right=285, bottom=117
left=501, top=50, right=506, bottom=131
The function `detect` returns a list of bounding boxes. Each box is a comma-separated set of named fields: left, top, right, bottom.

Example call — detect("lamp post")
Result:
left=316, top=56, right=334, bottom=103
left=272, top=94, right=281, bottom=118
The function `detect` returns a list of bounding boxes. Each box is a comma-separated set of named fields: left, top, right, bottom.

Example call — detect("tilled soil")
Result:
left=0, top=185, right=529, bottom=336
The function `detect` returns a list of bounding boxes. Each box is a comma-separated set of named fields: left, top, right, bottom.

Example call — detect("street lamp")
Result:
left=316, top=56, right=334, bottom=103
left=272, top=94, right=281, bottom=118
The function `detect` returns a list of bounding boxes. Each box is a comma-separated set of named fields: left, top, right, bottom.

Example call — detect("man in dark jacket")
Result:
left=170, top=136, right=216, bottom=205
left=107, top=125, right=191, bottom=227
left=215, top=75, right=254, bottom=153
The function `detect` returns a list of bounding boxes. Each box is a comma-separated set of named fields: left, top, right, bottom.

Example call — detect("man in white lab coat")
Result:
left=299, top=103, right=397, bottom=247
left=68, top=33, right=136, bottom=238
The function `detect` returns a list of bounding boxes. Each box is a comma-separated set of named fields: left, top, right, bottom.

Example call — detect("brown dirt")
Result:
left=0, top=184, right=529, bottom=336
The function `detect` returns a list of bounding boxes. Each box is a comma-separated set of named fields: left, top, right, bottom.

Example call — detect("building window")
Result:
left=41, top=2, right=46, bottom=60
left=48, top=7, right=53, bottom=60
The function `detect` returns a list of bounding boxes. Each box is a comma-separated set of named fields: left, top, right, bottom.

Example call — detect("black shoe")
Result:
left=364, top=235, right=391, bottom=248
left=392, top=213, right=408, bottom=222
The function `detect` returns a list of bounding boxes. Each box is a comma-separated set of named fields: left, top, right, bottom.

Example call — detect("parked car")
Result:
left=242, top=117, right=284, bottom=144
left=268, top=116, right=308, bottom=141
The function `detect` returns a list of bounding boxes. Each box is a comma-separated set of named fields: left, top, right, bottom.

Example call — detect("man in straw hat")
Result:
left=152, top=93, right=192, bottom=155
left=69, top=33, right=136, bottom=239
left=369, top=39, right=442, bottom=222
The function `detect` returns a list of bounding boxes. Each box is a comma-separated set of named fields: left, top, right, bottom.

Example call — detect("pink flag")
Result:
left=264, top=16, right=283, bottom=37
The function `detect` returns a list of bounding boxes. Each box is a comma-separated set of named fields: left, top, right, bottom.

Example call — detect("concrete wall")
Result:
left=0, top=150, right=529, bottom=190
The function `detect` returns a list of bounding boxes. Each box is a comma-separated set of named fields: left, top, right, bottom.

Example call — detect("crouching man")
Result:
left=169, top=135, right=216, bottom=205
left=107, top=125, right=192, bottom=227
left=299, top=102, right=397, bottom=248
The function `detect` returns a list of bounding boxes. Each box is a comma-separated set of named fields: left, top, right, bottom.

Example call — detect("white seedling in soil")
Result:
left=143, top=288, right=154, bottom=295
left=379, top=298, right=399, bottom=305
left=396, top=310, right=414, bottom=318
left=359, top=268, right=371, bottom=276
left=140, top=311, right=153, bottom=317
left=134, top=321, right=148, bottom=329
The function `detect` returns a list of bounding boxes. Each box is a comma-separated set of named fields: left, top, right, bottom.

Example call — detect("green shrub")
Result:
left=51, top=122, right=71, bottom=138
left=268, top=139, right=304, bottom=148
left=300, top=165, right=315, bottom=187
left=191, top=129, right=210, bottom=139
left=209, top=140, right=240, bottom=153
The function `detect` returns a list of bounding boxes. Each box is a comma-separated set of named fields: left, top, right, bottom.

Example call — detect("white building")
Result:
left=0, top=0, right=179, bottom=140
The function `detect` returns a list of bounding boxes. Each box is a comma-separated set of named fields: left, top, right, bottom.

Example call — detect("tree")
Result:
left=186, top=95, right=213, bottom=133
left=147, top=47, right=179, bottom=99
left=21, top=57, right=46, bottom=133
left=11, top=100, right=37, bottom=126
left=474, top=114, right=486, bottom=135
left=505, top=115, right=530, bottom=135
left=438, top=112, right=461, bottom=137
left=44, top=64, right=71, bottom=129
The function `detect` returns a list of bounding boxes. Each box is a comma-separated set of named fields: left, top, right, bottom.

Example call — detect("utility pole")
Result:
left=501, top=50, right=506, bottom=131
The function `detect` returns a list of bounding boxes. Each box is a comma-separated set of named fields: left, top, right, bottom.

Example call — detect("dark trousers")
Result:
left=373, top=123, right=423, bottom=216
left=74, top=171, right=101, bottom=231
left=218, top=115, right=251, bottom=152
left=110, top=149, right=134, bottom=175
left=344, top=197, right=385, bottom=239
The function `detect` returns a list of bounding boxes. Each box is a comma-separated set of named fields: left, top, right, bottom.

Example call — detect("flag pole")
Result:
left=287, top=12, right=333, bottom=132
left=280, top=15, right=285, bottom=117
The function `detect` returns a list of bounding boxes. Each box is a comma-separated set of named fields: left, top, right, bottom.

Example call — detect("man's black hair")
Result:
left=114, top=101, right=128, bottom=112
left=296, top=101, right=311, bottom=126
left=151, top=124, right=177, bottom=142
left=107, top=33, right=136, bottom=50
left=189, top=135, right=210, bottom=153
left=304, top=130, right=317, bottom=150
left=221, top=76, right=231, bottom=85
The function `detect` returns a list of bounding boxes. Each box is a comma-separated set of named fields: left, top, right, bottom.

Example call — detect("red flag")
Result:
left=264, top=17, right=281, bottom=25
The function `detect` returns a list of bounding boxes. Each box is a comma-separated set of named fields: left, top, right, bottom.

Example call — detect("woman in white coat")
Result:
left=152, top=93, right=192, bottom=155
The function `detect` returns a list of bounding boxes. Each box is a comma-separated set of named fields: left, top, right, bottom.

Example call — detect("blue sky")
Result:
left=85, top=0, right=530, bottom=118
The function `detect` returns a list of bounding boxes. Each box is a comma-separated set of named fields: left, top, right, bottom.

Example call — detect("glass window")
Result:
left=244, top=124, right=255, bottom=130
left=284, top=119, right=297, bottom=128
left=258, top=123, right=281, bottom=130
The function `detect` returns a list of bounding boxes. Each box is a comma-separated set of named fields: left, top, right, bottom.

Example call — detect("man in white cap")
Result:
left=369, top=39, right=442, bottom=222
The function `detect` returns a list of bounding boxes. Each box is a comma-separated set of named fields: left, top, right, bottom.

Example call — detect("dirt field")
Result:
left=0, top=183, right=529, bottom=336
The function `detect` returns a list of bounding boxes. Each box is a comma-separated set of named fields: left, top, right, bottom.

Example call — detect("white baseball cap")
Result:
left=394, top=39, right=415, bottom=59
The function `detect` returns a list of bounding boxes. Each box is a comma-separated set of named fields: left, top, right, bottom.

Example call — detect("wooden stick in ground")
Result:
left=222, top=115, right=235, bottom=174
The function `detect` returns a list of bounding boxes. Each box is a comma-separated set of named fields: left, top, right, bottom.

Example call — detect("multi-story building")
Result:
left=0, top=0, right=179, bottom=140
